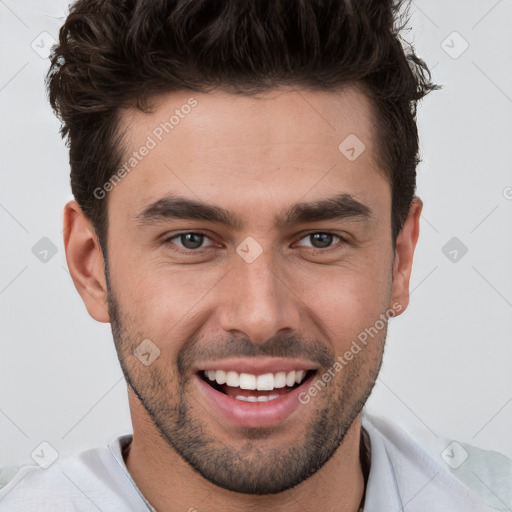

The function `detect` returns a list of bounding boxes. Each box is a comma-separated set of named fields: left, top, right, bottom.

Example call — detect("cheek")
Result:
left=296, top=257, right=392, bottom=346
left=112, top=259, right=227, bottom=335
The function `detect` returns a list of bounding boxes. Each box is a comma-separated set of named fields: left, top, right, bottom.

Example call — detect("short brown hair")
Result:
left=46, top=0, right=438, bottom=252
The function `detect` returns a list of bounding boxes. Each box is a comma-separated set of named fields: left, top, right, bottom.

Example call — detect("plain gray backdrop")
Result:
left=1, top=0, right=511, bottom=468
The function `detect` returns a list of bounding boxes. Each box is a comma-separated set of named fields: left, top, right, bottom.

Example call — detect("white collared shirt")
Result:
left=0, top=410, right=510, bottom=511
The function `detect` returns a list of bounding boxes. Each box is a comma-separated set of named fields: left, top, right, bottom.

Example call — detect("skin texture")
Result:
left=63, top=86, right=422, bottom=512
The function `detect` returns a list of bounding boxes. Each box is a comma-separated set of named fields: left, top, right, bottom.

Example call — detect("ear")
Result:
left=63, top=200, right=110, bottom=323
left=390, top=197, right=422, bottom=315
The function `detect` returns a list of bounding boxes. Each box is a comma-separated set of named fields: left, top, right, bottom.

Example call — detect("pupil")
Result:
left=181, top=233, right=204, bottom=249
left=311, top=233, right=332, bottom=248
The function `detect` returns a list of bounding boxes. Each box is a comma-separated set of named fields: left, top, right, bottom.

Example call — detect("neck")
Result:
left=124, top=389, right=366, bottom=512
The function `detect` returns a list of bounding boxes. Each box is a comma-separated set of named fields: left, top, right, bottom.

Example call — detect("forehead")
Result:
left=111, top=86, right=389, bottom=220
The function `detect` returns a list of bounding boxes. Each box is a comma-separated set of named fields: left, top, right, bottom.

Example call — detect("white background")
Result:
left=1, top=0, right=511, bottom=469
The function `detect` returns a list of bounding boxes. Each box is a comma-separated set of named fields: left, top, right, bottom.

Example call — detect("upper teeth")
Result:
left=204, top=370, right=307, bottom=390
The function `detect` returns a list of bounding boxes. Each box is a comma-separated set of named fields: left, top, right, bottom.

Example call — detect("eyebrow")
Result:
left=135, top=192, right=372, bottom=229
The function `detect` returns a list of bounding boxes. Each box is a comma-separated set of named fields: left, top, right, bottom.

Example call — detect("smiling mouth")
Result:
left=198, top=369, right=317, bottom=402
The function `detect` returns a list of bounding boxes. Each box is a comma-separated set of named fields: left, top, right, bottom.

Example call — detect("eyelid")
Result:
left=294, top=231, right=346, bottom=249
left=163, top=230, right=217, bottom=251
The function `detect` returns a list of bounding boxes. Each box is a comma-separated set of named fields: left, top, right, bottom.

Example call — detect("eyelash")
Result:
left=162, top=231, right=346, bottom=255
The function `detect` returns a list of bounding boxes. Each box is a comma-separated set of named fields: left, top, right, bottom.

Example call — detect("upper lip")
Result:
left=194, top=357, right=319, bottom=376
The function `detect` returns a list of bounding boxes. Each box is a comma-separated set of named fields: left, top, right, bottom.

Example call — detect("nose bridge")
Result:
left=218, top=243, right=300, bottom=343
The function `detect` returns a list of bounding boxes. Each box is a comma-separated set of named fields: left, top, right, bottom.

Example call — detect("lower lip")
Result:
left=195, top=373, right=315, bottom=428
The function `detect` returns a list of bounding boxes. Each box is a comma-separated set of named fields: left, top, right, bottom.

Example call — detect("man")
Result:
left=0, top=0, right=510, bottom=510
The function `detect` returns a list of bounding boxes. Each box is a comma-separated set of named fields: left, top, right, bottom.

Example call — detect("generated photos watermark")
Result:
left=93, top=97, right=198, bottom=200
left=298, top=302, right=403, bottom=404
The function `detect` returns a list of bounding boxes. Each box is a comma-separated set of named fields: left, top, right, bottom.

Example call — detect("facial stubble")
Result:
left=106, top=278, right=385, bottom=495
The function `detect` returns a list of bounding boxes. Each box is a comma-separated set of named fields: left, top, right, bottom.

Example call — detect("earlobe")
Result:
left=63, top=201, right=110, bottom=323
left=390, top=197, right=422, bottom=314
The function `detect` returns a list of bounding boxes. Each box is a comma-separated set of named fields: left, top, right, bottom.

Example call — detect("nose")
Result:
left=217, top=245, right=302, bottom=344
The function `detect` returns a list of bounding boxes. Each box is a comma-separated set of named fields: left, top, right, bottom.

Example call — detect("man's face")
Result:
left=104, top=87, right=397, bottom=494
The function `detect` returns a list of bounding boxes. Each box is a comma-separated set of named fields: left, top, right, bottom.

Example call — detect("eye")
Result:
left=295, top=232, right=344, bottom=250
left=162, top=231, right=346, bottom=256
left=164, top=232, right=215, bottom=252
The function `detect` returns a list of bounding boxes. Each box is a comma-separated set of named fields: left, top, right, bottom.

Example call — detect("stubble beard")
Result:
left=106, top=284, right=385, bottom=494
